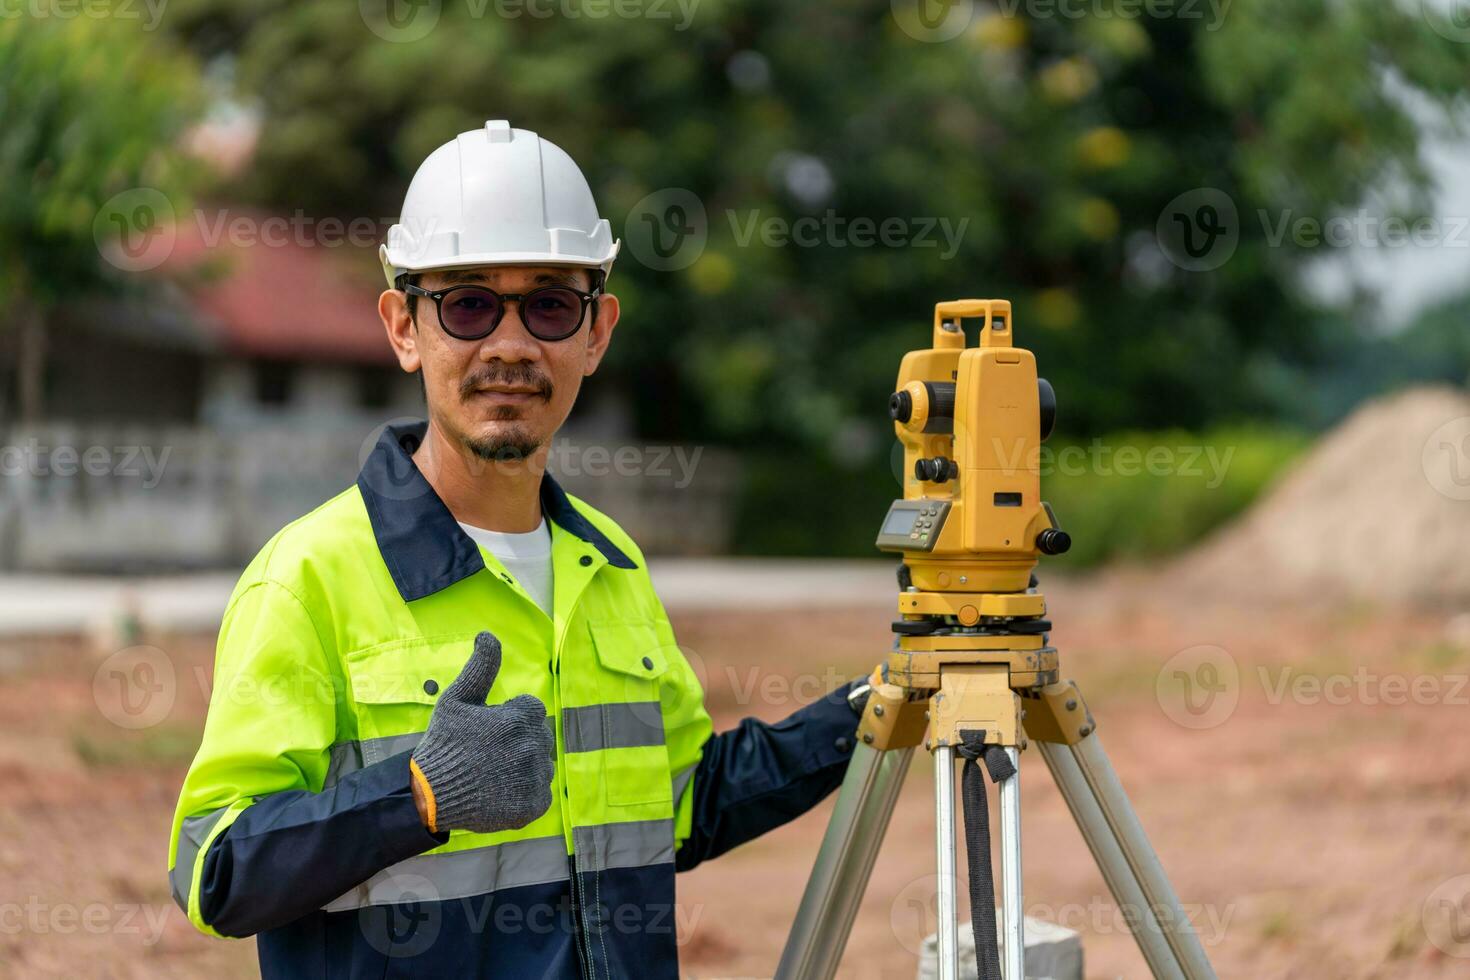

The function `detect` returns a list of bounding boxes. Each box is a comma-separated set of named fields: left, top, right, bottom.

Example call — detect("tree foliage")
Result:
left=0, top=16, right=202, bottom=306
left=1, top=15, right=203, bottom=421
left=163, top=0, right=1468, bottom=450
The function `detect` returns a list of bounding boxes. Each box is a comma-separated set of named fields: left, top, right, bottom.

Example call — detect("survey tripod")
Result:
left=774, top=301, right=1217, bottom=980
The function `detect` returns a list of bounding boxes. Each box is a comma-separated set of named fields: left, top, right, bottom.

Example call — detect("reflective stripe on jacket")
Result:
left=167, top=420, right=860, bottom=978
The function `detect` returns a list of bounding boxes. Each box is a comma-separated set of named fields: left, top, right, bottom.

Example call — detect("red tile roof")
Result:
left=160, top=208, right=398, bottom=366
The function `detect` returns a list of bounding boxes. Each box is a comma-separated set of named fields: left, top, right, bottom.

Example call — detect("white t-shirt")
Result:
left=458, top=517, right=554, bottom=618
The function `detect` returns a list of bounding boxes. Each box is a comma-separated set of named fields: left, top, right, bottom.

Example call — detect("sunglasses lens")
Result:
left=524, top=288, right=585, bottom=339
left=440, top=287, right=502, bottom=338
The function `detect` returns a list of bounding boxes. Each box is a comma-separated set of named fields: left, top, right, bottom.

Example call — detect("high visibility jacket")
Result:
left=167, top=421, right=860, bottom=979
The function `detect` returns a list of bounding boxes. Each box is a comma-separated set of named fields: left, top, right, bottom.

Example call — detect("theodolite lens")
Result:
left=888, top=390, right=913, bottom=423
left=888, top=383, right=955, bottom=434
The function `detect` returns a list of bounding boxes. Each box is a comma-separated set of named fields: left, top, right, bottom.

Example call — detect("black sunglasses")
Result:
left=402, top=278, right=601, bottom=341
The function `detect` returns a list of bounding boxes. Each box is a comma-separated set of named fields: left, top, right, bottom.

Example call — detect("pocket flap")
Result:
left=587, top=619, right=674, bottom=680
left=343, top=634, right=473, bottom=705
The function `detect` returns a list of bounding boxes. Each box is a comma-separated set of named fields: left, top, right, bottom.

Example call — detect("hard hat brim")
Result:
left=380, top=243, right=619, bottom=288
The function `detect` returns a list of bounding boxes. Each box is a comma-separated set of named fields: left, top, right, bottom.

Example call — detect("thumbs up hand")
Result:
left=409, top=631, right=555, bottom=834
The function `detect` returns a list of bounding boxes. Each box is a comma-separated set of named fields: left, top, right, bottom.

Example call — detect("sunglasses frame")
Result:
left=400, top=276, right=602, bottom=341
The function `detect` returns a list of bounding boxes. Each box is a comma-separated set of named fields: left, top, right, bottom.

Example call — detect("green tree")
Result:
left=164, top=0, right=1468, bottom=451
left=0, top=17, right=203, bottom=422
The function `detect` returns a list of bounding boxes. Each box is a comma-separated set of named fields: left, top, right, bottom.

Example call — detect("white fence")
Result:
left=0, top=423, right=738, bottom=572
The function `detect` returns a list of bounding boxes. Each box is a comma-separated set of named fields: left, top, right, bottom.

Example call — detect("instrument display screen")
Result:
left=875, top=499, right=950, bottom=552
left=881, top=508, right=919, bottom=536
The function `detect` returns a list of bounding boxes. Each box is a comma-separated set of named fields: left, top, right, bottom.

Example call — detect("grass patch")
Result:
left=72, top=725, right=200, bottom=769
left=1041, top=426, right=1309, bottom=568
left=731, top=425, right=1308, bottom=565
left=1259, top=906, right=1297, bottom=942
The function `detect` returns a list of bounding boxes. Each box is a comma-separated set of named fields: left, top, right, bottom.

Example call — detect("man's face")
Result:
left=379, top=264, right=620, bottom=463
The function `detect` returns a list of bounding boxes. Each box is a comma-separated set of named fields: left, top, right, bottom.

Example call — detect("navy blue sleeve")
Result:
left=675, top=680, right=861, bottom=872
left=198, top=751, right=448, bottom=937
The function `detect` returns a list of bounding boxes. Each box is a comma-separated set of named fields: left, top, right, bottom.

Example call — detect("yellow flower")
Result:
left=1040, top=58, right=1098, bottom=104
left=1077, top=198, right=1119, bottom=240
left=1076, top=126, right=1131, bottom=169
left=1033, top=288, right=1080, bottom=330
left=688, top=252, right=735, bottom=295
left=971, top=12, right=1028, bottom=51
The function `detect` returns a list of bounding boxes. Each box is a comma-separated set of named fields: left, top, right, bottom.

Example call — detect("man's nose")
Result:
left=477, top=302, right=543, bottom=361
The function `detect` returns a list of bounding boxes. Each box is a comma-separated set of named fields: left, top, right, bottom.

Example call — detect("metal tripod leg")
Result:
left=775, top=742, right=916, bottom=980
left=999, top=746, right=1023, bottom=980
left=780, top=676, right=1217, bottom=980
left=1036, top=734, right=1217, bottom=980
left=934, top=746, right=958, bottom=980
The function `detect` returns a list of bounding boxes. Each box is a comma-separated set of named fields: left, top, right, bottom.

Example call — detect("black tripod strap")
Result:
left=956, top=730, right=1016, bottom=980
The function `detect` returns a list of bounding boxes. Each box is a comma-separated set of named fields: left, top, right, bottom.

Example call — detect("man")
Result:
left=167, top=120, right=866, bottom=978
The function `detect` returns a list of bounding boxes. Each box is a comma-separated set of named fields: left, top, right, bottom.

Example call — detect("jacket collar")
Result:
left=356, top=420, right=637, bottom=602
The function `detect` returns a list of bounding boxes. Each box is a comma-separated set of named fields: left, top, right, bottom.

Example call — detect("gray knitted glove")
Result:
left=410, top=631, right=554, bottom=834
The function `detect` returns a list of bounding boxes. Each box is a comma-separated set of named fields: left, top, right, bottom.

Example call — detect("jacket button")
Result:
left=642, top=656, right=654, bottom=670
left=580, top=555, right=593, bottom=566
left=834, top=736, right=852, bottom=753
left=423, top=679, right=439, bottom=696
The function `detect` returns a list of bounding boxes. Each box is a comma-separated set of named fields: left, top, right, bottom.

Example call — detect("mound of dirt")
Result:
left=1173, top=385, right=1470, bottom=606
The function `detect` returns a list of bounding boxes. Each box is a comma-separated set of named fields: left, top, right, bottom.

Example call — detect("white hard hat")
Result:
left=379, top=119, right=619, bottom=287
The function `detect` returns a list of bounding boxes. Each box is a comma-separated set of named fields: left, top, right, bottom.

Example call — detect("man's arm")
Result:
left=672, top=681, right=861, bottom=872
left=653, top=602, right=862, bottom=872
left=168, top=579, right=444, bottom=938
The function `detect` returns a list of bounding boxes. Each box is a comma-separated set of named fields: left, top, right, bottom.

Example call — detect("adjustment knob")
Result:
left=914, top=457, right=956, bottom=483
left=1036, top=528, right=1071, bottom=555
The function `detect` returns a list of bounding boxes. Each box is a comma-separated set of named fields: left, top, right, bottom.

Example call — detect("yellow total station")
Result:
left=870, top=299, right=1073, bottom=743
left=876, top=299, right=1069, bottom=598
left=781, top=300, right=1217, bottom=980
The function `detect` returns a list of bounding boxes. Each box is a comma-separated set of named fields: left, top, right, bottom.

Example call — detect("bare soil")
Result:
left=2, top=570, right=1468, bottom=978
left=1175, top=385, right=1470, bottom=606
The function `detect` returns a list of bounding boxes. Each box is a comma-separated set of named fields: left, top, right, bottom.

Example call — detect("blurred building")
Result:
left=48, top=211, right=420, bottom=428
left=0, top=214, right=736, bottom=571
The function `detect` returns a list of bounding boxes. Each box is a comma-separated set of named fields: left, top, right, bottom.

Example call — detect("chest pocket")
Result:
left=341, top=635, right=475, bottom=766
left=585, top=619, right=674, bottom=808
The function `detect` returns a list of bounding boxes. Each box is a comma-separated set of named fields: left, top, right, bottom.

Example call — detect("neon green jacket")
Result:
left=167, top=421, right=861, bottom=978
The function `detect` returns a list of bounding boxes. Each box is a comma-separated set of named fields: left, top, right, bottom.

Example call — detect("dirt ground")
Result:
left=2, top=568, right=1468, bottom=979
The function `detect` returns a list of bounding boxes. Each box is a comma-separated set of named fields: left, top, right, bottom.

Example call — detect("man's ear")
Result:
left=379, top=288, right=422, bottom=375
left=582, top=292, right=620, bottom=376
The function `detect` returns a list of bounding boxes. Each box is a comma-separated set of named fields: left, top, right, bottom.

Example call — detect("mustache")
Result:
left=459, top=364, right=554, bottom=402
